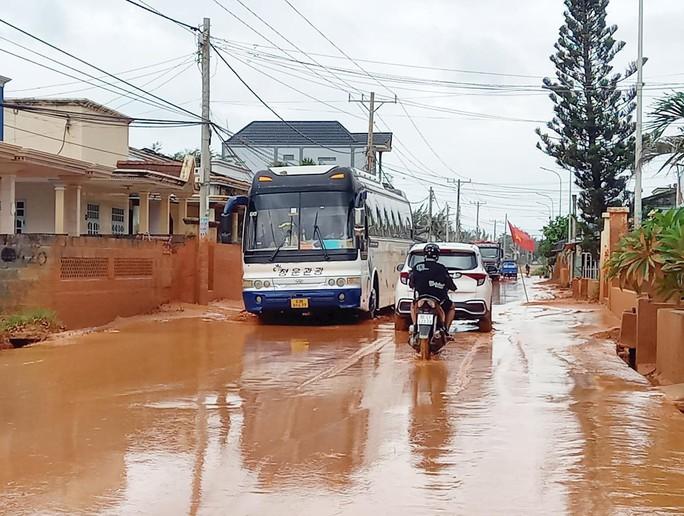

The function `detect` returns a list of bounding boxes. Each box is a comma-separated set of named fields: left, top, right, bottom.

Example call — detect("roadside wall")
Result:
left=209, top=243, right=243, bottom=302
left=608, top=286, right=638, bottom=320
left=656, top=309, right=684, bottom=384
left=0, top=235, right=244, bottom=329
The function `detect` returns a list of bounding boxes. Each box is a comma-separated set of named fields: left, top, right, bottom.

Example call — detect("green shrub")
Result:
left=0, top=308, right=60, bottom=334
left=605, top=207, right=684, bottom=301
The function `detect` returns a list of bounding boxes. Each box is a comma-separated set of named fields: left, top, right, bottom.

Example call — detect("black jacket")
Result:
left=409, top=260, right=457, bottom=302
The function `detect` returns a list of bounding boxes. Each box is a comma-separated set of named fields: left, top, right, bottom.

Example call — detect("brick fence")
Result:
left=0, top=234, right=243, bottom=328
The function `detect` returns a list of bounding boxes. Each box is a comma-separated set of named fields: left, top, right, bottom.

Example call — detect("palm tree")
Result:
left=644, top=92, right=684, bottom=171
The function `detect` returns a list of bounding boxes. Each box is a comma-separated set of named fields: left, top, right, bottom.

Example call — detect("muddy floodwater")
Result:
left=2, top=280, right=684, bottom=515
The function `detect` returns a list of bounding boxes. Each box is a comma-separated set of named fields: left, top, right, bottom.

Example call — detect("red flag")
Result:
left=508, top=222, right=535, bottom=252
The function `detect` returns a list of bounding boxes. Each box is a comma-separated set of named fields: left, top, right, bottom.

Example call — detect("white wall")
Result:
left=4, top=103, right=128, bottom=168
left=275, top=147, right=300, bottom=164
left=301, top=147, right=353, bottom=167
left=14, top=182, right=54, bottom=233
left=230, top=145, right=359, bottom=173
left=81, top=193, right=129, bottom=235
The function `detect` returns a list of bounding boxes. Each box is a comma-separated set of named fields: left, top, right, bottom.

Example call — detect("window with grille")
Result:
left=87, top=203, right=100, bottom=235
left=15, top=200, right=26, bottom=234
left=282, top=153, right=295, bottom=162
left=317, top=156, right=336, bottom=165
left=112, top=207, right=125, bottom=235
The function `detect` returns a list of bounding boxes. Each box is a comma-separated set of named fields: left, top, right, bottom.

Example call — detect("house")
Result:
left=0, top=94, right=251, bottom=238
left=642, top=185, right=679, bottom=216
left=223, top=120, right=392, bottom=173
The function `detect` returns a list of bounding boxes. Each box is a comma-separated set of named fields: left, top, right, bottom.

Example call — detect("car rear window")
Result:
left=408, top=251, right=477, bottom=271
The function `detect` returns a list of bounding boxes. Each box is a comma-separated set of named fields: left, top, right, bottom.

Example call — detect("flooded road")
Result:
left=2, top=280, right=684, bottom=515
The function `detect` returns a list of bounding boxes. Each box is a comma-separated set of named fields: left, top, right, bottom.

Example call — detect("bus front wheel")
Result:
left=367, top=286, right=378, bottom=319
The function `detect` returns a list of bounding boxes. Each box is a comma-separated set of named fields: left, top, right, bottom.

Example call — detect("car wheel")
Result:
left=478, top=310, right=493, bottom=333
left=394, top=314, right=410, bottom=331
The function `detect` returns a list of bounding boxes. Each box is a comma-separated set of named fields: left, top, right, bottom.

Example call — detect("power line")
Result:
left=0, top=18, right=204, bottom=121
left=210, top=42, right=352, bottom=155
left=0, top=46, right=191, bottom=117
left=6, top=52, right=194, bottom=93
left=225, top=0, right=361, bottom=94
left=121, top=0, right=199, bottom=31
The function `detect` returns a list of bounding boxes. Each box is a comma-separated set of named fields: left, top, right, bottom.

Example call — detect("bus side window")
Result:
left=376, top=207, right=384, bottom=237
left=397, top=211, right=405, bottom=238
left=385, top=209, right=391, bottom=238
left=367, top=203, right=376, bottom=236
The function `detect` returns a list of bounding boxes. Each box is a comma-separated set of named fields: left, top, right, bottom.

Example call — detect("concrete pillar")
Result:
left=159, top=194, right=171, bottom=235
left=0, top=175, right=16, bottom=234
left=175, top=197, right=189, bottom=235
left=139, top=192, right=150, bottom=234
left=231, top=211, right=239, bottom=243
left=69, top=185, right=83, bottom=236
left=54, top=185, right=66, bottom=234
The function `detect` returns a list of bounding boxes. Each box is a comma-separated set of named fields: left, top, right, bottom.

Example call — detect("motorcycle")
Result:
left=409, top=295, right=448, bottom=360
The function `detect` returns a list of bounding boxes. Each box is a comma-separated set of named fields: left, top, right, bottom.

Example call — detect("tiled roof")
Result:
left=6, top=97, right=132, bottom=121
left=116, top=160, right=183, bottom=178
left=227, top=120, right=392, bottom=148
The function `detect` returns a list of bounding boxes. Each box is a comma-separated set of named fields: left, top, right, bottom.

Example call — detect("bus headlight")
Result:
left=336, top=278, right=346, bottom=287
left=243, top=280, right=254, bottom=288
left=346, top=276, right=361, bottom=286
left=254, top=280, right=263, bottom=289
left=327, top=278, right=336, bottom=287
left=263, top=280, right=271, bottom=288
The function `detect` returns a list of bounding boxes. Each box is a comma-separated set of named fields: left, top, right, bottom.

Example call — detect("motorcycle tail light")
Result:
left=400, top=271, right=409, bottom=284
left=464, top=272, right=487, bottom=286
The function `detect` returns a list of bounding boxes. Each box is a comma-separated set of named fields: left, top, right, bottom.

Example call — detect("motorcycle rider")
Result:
left=409, top=243, right=457, bottom=338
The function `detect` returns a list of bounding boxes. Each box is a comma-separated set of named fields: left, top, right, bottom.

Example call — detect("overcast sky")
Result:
left=2, top=0, right=682, bottom=236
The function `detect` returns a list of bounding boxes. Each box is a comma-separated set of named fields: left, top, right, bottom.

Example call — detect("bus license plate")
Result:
left=290, top=298, right=309, bottom=309
left=417, top=314, right=434, bottom=326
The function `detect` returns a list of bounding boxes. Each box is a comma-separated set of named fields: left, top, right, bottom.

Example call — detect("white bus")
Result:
left=222, top=165, right=413, bottom=317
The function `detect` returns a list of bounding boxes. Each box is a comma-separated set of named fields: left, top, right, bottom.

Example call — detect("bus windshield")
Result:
left=245, top=192, right=354, bottom=251
left=479, top=247, right=500, bottom=259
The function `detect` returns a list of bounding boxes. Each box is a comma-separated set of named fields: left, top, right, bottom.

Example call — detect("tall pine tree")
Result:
left=537, top=0, right=636, bottom=241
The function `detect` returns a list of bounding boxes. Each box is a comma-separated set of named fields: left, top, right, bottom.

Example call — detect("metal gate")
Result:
left=581, top=252, right=599, bottom=280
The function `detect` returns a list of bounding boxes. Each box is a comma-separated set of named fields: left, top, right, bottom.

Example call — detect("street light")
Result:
left=539, top=166, right=562, bottom=217
left=536, top=192, right=555, bottom=219
left=535, top=201, right=553, bottom=220
left=541, top=165, right=572, bottom=240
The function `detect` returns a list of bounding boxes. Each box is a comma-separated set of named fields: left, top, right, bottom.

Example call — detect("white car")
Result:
left=394, top=243, right=493, bottom=332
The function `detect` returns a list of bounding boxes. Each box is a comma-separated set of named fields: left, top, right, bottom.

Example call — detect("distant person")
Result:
left=525, top=263, right=531, bottom=277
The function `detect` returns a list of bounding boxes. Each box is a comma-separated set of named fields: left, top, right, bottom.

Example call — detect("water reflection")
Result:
left=408, top=361, right=451, bottom=474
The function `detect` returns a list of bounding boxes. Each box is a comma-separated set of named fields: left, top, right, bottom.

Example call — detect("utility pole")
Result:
left=447, top=177, right=471, bottom=242
left=503, top=213, right=508, bottom=258
left=676, top=165, right=683, bottom=207
left=634, top=0, right=645, bottom=227
left=349, top=92, right=396, bottom=177
left=366, top=92, right=375, bottom=174
left=470, top=201, right=486, bottom=240
left=445, top=203, right=450, bottom=242
left=199, top=17, right=211, bottom=239
left=493, top=219, right=498, bottom=241
left=428, top=187, right=434, bottom=242
left=570, top=194, right=578, bottom=282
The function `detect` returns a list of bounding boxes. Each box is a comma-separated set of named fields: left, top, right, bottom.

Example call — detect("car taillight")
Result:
left=463, top=272, right=487, bottom=286
left=400, top=271, right=409, bottom=284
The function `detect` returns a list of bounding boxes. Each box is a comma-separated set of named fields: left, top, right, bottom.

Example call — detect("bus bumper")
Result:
left=243, top=288, right=363, bottom=314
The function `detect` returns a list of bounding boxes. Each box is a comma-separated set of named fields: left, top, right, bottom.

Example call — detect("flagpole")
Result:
left=518, top=244, right=530, bottom=303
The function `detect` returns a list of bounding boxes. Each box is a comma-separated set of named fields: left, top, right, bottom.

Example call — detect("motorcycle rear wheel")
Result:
left=419, top=337, right=430, bottom=360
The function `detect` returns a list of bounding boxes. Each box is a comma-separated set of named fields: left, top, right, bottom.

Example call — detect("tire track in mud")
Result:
left=298, top=336, right=393, bottom=389
left=450, top=337, right=488, bottom=396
